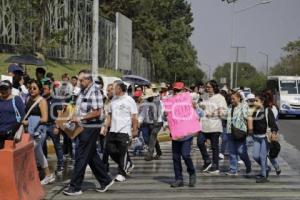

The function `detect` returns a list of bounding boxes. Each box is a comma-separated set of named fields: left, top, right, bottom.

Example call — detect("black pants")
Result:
left=0, top=134, right=8, bottom=149
left=70, top=127, right=112, bottom=191
left=99, top=135, right=109, bottom=172
left=197, top=132, right=221, bottom=169
left=107, top=132, right=130, bottom=176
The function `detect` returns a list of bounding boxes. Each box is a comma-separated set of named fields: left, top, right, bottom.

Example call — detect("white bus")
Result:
left=267, top=76, right=300, bottom=117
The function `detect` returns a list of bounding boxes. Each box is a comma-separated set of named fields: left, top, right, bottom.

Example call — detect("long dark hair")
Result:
left=206, top=80, right=219, bottom=94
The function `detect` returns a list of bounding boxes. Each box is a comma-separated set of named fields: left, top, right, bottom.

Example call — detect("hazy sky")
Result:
left=189, top=0, right=300, bottom=76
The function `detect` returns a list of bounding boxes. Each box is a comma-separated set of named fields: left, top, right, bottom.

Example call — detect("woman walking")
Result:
left=226, top=91, right=252, bottom=176
left=23, top=79, right=55, bottom=185
left=252, top=94, right=278, bottom=183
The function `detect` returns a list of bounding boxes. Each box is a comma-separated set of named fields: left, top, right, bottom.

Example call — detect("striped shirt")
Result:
left=76, top=83, right=103, bottom=123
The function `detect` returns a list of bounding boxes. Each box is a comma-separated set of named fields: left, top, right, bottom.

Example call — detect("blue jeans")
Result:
left=269, top=157, right=280, bottom=171
left=172, top=137, right=195, bottom=181
left=140, top=125, right=150, bottom=145
left=253, top=136, right=268, bottom=177
left=228, top=134, right=251, bottom=173
left=46, top=124, right=64, bottom=169
left=28, top=115, right=48, bottom=168
left=221, top=126, right=228, bottom=154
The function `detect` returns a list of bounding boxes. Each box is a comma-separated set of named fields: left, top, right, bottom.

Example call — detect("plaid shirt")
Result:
left=76, top=83, right=103, bottom=122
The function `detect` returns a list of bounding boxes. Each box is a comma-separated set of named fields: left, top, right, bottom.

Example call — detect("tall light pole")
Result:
left=224, top=0, right=272, bottom=89
left=232, top=46, right=246, bottom=88
left=92, top=0, right=99, bottom=76
left=259, top=51, right=269, bottom=76
left=202, top=63, right=213, bottom=80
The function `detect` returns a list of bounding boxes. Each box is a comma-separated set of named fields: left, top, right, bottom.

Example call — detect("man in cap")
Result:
left=168, top=82, right=196, bottom=188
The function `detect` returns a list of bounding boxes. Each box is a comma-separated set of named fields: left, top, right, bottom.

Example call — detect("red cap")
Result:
left=133, top=90, right=143, bottom=97
left=173, top=82, right=185, bottom=90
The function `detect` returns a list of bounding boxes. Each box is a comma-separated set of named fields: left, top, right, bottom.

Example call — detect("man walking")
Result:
left=63, top=69, right=114, bottom=196
left=103, top=81, right=138, bottom=182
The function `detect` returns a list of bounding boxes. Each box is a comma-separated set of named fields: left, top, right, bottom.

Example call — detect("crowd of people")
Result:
left=0, top=64, right=281, bottom=196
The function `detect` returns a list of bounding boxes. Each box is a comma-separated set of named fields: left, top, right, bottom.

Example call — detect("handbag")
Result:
left=14, top=97, right=43, bottom=142
left=265, top=108, right=279, bottom=143
left=231, top=106, right=247, bottom=141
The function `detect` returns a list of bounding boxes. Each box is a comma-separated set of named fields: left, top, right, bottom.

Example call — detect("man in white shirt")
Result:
left=103, top=81, right=138, bottom=182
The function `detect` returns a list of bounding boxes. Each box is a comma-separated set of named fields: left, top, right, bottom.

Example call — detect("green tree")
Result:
left=271, top=39, right=300, bottom=76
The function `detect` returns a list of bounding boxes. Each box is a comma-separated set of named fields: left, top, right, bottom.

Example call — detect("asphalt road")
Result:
left=278, top=118, right=300, bottom=151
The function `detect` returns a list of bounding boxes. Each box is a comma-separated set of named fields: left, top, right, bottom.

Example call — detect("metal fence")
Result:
left=0, top=0, right=152, bottom=80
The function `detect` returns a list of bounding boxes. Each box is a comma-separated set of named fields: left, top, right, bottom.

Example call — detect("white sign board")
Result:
left=115, top=12, right=132, bottom=71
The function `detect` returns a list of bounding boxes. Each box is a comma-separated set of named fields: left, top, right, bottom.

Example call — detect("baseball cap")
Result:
left=0, top=80, right=12, bottom=89
left=8, top=64, right=23, bottom=73
left=173, top=82, right=185, bottom=90
left=246, top=93, right=255, bottom=101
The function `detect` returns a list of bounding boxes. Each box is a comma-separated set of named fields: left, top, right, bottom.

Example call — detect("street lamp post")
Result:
left=224, top=0, right=272, bottom=89
left=92, top=0, right=99, bottom=76
left=259, top=51, right=269, bottom=76
left=203, top=63, right=212, bottom=80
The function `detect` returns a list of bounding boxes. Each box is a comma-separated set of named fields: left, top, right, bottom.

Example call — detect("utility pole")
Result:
left=232, top=46, right=245, bottom=88
left=259, top=51, right=269, bottom=77
left=92, top=0, right=99, bottom=76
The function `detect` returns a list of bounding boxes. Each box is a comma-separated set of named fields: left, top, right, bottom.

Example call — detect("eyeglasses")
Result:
left=29, top=87, right=38, bottom=91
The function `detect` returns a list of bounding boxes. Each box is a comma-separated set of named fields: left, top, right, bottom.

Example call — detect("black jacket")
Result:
left=252, top=107, right=278, bottom=135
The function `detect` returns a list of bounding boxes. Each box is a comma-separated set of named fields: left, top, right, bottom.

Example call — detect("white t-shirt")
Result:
left=200, top=93, right=228, bottom=133
left=109, top=94, right=138, bottom=136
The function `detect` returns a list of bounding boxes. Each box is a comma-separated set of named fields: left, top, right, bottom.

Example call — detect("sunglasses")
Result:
left=29, top=87, right=38, bottom=91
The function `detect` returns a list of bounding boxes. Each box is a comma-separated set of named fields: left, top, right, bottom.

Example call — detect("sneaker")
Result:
left=144, top=155, right=153, bottom=161
left=245, top=168, right=252, bottom=179
left=208, top=168, right=220, bottom=174
left=55, top=167, right=64, bottom=175
left=154, top=153, right=162, bottom=160
left=170, top=180, right=184, bottom=188
left=125, top=162, right=135, bottom=175
left=63, top=187, right=82, bottom=196
left=238, top=160, right=243, bottom=165
left=96, top=180, right=115, bottom=193
left=202, top=162, right=212, bottom=172
left=115, top=174, right=126, bottom=182
left=189, top=174, right=196, bottom=187
left=41, top=174, right=55, bottom=185
left=225, top=171, right=238, bottom=176
left=256, top=176, right=270, bottom=183
left=219, top=153, right=225, bottom=160
left=276, top=168, right=281, bottom=176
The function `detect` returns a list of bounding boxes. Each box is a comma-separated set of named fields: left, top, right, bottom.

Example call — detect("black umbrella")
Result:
left=5, top=55, right=45, bottom=66
left=121, top=75, right=150, bottom=86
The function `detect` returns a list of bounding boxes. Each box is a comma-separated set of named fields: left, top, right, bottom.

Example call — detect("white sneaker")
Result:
left=238, top=160, right=244, bottom=165
left=115, top=174, right=126, bottom=182
left=41, top=174, right=55, bottom=185
left=219, top=153, right=225, bottom=160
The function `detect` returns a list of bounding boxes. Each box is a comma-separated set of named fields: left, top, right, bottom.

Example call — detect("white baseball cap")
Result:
left=246, top=93, right=255, bottom=101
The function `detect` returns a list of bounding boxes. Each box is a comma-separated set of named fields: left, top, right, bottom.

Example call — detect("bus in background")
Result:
left=267, top=76, right=300, bottom=118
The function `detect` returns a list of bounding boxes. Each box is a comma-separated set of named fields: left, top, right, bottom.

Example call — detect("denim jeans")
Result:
left=46, top=124, right=64, bottom=168
left=197, top=132, right=220, bottom=169
left=172, top=137, right=195, bottom=181
left=28, top=115, right=48, bottom=169
left=253, top=136, right=268, bottom=177
left=220, top=126, right=228, bottom=154
left=227, top=134, right=251, bottom=173
left=268, top=157, right=280, bottom=171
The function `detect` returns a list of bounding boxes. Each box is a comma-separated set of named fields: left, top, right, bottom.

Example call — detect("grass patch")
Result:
left=0, top=53, right=122, bottom=79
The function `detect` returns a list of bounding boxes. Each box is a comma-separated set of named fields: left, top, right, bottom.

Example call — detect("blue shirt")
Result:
left=0, top=96, right=25, bottom=133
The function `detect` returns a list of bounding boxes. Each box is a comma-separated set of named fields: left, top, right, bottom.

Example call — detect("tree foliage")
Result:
left=270, top=39, right=300, bottom=76
left=100, top=0, right=204, bottom=83
left=213, top=62, right=266, bottom=93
